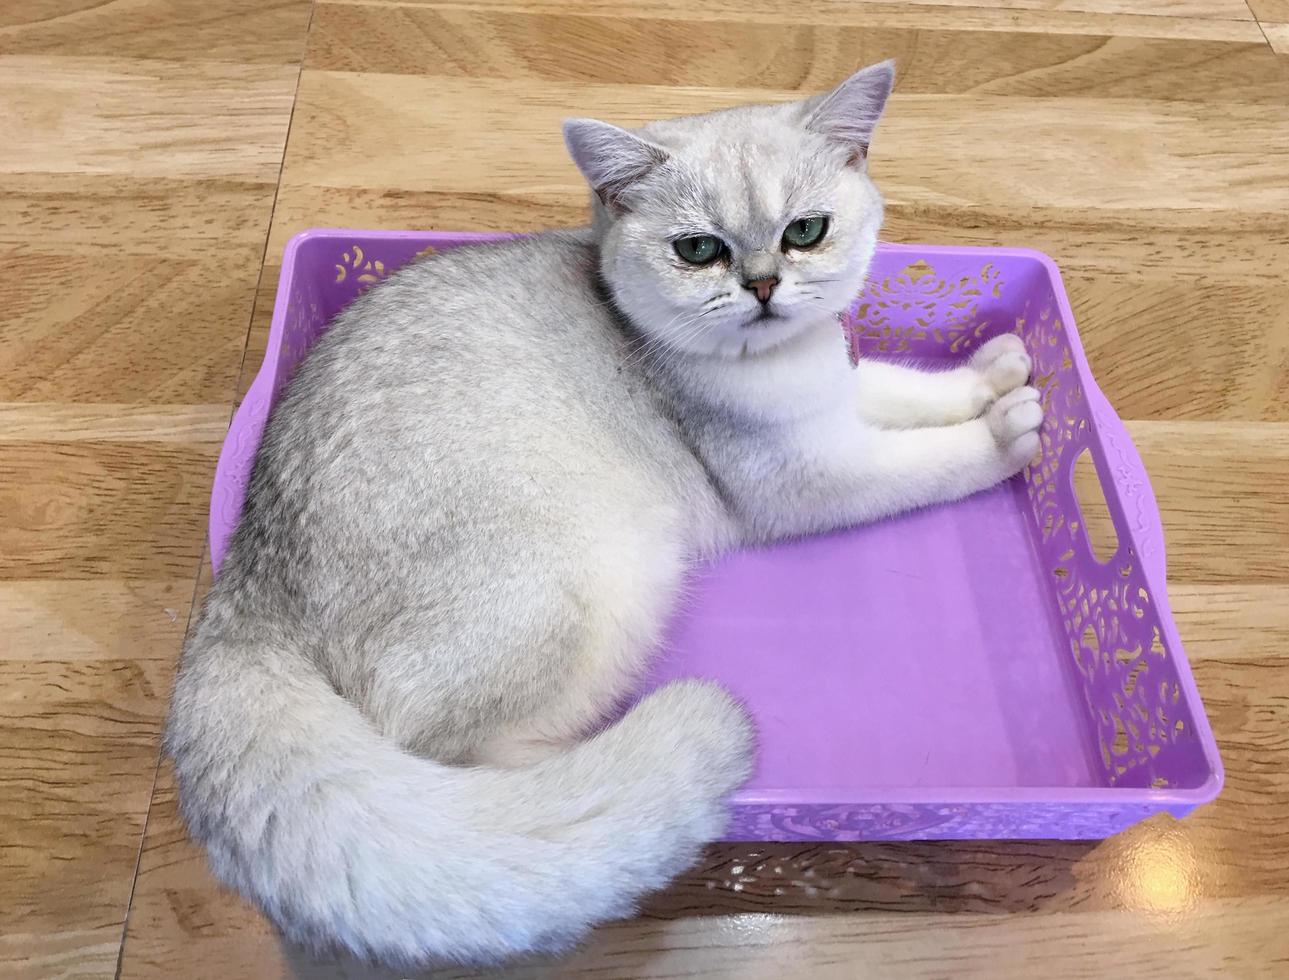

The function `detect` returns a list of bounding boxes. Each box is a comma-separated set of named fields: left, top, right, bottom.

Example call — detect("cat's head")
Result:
left=564, top=62, right=894, bottom=358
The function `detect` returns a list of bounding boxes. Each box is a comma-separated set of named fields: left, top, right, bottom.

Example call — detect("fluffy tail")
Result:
left=165, top=632, right=753, bottom=967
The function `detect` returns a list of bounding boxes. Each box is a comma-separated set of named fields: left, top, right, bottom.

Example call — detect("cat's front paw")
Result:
left=986, top=385, right=1042, bottom=472
left=970, top=334, right=1032, bottom=399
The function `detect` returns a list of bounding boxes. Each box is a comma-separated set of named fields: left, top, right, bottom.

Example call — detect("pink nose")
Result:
left=745, top=277, right=779, bottom=304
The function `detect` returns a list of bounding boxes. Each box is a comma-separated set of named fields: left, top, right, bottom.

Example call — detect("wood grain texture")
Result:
left=0, top=1, right=311, bottom=977
left=399, top=0, right=1262, bottom=19
left=308, top=4, right=1285, bottom=101
left=1247, top=0, right=1289, bottom=22
left=276, top=73, right=1289, bottom=211
left=3, top=0, right=1287, bottom=977
left=0, top=0, right=312, bottom=63
left=1261, top=22, right=1289, bottom=52
left=343, top=0, right=1270, bottom=41
left=0, top=57, right=298, bottom=180
left=0, top=404, right=232, bottom=443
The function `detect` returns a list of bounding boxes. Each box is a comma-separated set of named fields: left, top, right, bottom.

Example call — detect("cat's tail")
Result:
left=165, top=629, right=753, bottom=968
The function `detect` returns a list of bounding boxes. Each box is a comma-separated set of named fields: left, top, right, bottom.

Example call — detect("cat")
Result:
left=166, top=60, right=1041, bottom=969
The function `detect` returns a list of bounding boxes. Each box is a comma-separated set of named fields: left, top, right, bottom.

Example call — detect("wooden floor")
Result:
left=3, top=1, right=1288, bottom=977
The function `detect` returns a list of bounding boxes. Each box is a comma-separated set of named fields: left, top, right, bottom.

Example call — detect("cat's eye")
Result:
left=674, top=235, right=724, bottom=265
left=782, top=215, right=829, bottom=250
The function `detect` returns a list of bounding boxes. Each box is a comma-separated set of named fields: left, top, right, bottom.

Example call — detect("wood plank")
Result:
left=0, top=581, right=200, bottom=660
left=0, top=577, right=192, bottom=980
left=0, top=56, right=298, bottom=181
left=1262, top=23, right=1289, bottom=53
left=332, top=0, right=1269, bottom=43
left=279, top=74, right=1289, bottom=214
left=0, top=0, right=311, bottom=63
left=1066, top=276, right=1289, bottom=423
left=0, top=4, right=310, bottom=976
left=308, top=3, right=1286, bottom=103
left=263, top=186, right=579, bottom=252
left=1167, top=584, right=1289, bottom=661
left=0, top=404, right=230, bottom=443
left=0, top=174, right=291, bottom=259
left=0, top=251, right=270, bottom=403
left=399, top=0, right=1262, bottom=20
left=881, top=205, right=1289, bottom=283
left=357, top=899, right=1289, bottom=979
left=0, top=441, right=218, bottom=579
left=1247, top=0, right=1289, bottom=21
left=1121, top=422, right=1289, bottom=584
left=0, top=56, right=299, bottom=405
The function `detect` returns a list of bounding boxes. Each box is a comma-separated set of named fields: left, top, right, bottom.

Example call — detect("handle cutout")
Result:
left=1072, top=448, right=1120, bottom=563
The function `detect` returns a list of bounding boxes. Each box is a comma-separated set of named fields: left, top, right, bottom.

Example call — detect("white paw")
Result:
left=970, top=334, right=1032, bottom=399
left=986, top=385, right=1042, bottom=471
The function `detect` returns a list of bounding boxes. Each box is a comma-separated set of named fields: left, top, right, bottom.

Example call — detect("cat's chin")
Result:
left=699, top=316, right=825, bottom=358
left=632, top=303, right=837, bottom=360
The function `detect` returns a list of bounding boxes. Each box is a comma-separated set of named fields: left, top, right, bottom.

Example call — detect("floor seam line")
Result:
left=111, top=3, right=318, bottom=975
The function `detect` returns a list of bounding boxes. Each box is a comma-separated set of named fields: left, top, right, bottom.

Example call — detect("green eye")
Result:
left=674, top=235, right=724, bottom=265
left=782, top=215, right=829, bottom=250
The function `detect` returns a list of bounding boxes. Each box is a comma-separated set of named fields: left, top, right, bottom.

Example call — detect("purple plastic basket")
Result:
left=211, top=230, right=1222, bottom=841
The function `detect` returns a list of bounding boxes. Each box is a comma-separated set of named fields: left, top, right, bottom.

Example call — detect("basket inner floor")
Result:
left=645, top=478, right=1104, bottom=792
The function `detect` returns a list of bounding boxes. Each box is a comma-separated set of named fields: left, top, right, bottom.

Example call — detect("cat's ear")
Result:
left=563, top=118, right=669, bottom=211
left=803, top=60, right=896, bottom=167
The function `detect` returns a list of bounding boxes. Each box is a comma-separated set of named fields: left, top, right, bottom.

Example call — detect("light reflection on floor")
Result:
left=1119, top=828, right=1200, bottom=920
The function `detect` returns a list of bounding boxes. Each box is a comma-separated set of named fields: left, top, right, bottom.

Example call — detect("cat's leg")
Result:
left=855, top=334, right=1032, bottom=428
left=464, top=518, right=694, bottom=770
left=743, top=385, right=1042, bottom=542
left=473, top=581, right=683, bottom=767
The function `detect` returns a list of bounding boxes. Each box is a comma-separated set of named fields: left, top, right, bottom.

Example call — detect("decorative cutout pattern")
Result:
left=334, top=243, right=387, bottom=285
left=846, top=259, right=1005, bottom=355
left=725, top=802, right=1155, bottom=841
left=1019, top=293, right=1197, bottom=789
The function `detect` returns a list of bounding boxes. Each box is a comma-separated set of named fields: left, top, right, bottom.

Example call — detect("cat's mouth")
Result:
left=745, top=309, right=785, bottom=326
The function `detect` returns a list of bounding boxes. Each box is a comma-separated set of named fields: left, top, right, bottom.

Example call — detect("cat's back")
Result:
left=327, top=229, right=608, bottom=371
left=243, top=230, right=696, bottom=553
left=276, top=230, right=635, bottom=427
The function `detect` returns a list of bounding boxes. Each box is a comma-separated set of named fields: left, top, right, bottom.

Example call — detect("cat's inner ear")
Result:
left=562, top=118, right=669, bottom=211
left=803, top=60, right=896, bottom=167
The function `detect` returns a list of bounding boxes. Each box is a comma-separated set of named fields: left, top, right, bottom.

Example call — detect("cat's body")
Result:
left=167, top=63, right=1042, bottom=968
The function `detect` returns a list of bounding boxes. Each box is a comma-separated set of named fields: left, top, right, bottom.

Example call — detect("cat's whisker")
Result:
left=621, top=306, right=698, bottom=366
left=622, top=316, right=701, bottom=369
left=622, top=304, right=729, bottom=369
left=656, top=316, right=714, bottom=364
left=650, top=312, right=722, bottom=371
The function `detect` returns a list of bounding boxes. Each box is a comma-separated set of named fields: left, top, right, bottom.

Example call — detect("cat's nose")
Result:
left=743, top=277, right=779, bottom=304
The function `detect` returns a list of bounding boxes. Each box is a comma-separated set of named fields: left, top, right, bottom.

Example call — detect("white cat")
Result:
left=166, top=61, right=1040, bottom=969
